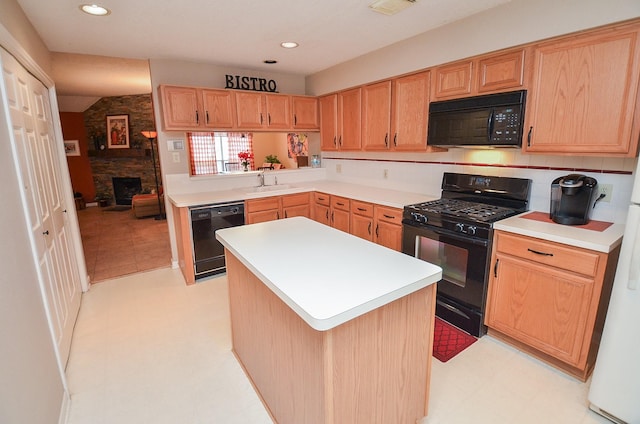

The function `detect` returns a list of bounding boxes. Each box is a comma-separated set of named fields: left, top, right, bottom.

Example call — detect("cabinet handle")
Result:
left=268, top=113, right=271, bottom=125
left=333, top=136, right=337, bottom=147
left=284, top=211, right=287, bottom=218
left=260, top=113, right=263, bottom=125
left=494, top=259, right=499, bottom=278
left=338, top=136, right=342, bottom=147
left=368, top=222, right=372, bottom=235
left=383, top=214, right=395, bottom=220
left=206, top=111, right=210, bottom=124
left=277, top=211, right=280, bottom=219
left=375, top=224, right=379, bottom=238
left=384, top=133, right=388, bottom=147
left=527, top=126, right=533, bottom=147
left=43, top=230, right=49, bottom=235
left=393, top=133, right=397, bottom=147
left=527, top=248, right=553, bottom=257
left=325, top=210, right=329, bottom=220
left=294, top=114, right=297, bottom=125
left=357, top=207, right=366, bottom=211
left=331, top=211, right=334, bottom=223
left=337, top=202, right=345, bottom=207
left=195, top=110, right=199, bottom=124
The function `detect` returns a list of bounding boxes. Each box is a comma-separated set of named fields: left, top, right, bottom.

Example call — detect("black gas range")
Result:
left=402, top=173, right=532, bottom=336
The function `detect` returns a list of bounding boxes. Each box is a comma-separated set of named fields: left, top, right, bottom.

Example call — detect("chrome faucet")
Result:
left=258, top=172, right=265, bottom=187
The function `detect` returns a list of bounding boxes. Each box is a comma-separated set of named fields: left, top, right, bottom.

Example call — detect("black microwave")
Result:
left=427, top=90, right=526, bottom=148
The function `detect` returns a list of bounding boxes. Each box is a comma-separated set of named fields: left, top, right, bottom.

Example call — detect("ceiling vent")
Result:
left=369, top=0, right=417, bottom=16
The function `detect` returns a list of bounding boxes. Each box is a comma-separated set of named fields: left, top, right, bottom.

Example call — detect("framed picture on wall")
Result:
left=64, top=139, right=80, bottom=156
left=106, top=114, right=130, bottom=149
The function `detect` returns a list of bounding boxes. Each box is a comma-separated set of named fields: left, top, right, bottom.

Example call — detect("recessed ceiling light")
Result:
left=263, top=60, right=278, bottom=65
left=280, top=42, right=299, bottom=49
left=79, top=4, right=111, bottom=16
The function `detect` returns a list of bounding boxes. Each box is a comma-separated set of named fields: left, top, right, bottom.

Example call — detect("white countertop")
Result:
left=168, top=180, right=436, bottom=209
left=494, top=212, right=624, bottom=253
left=216, top=217, right=442, bottom=331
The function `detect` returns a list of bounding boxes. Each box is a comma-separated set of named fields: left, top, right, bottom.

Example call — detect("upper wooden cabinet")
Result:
left=320, top=94, right=338, bottom=150
left=291, top=96, right=319, bottom=129
left=362, top=81, right=392, bottom=150
left=432, top=48, right=526, bottom=100
left=160, top=85, right=236, bottom=130
left=235, top=92, right=291, bottom=130
left=523, top=23, right=640, bottom=157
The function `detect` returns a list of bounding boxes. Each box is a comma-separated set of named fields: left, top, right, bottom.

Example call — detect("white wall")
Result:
left=306, top=0, right=640, bottom=94
left=0, top=2, right=66, bottom=421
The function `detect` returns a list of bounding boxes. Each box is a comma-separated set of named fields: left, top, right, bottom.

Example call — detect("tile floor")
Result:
left=65, top=267, right=612, bottom=424
left=77, top=205, right=171, bottom=282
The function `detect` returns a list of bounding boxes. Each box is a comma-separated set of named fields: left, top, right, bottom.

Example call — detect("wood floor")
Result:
left=77, top=205, right=172, bottom=283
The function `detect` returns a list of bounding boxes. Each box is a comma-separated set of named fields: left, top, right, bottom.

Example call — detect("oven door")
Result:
left=402, top=222, right=491, bottom=336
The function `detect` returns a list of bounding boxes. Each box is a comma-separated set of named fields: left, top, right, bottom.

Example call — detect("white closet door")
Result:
left=1, top=48, right=81, bottom=367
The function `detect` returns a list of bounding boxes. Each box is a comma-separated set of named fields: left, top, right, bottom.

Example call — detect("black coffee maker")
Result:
left=550, top=174, right=599, bottom=225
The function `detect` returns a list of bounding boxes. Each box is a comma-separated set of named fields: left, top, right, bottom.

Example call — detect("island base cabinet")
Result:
left=226, top=251, right=435, bottom=424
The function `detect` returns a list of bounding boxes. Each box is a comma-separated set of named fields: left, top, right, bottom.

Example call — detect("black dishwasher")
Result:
left=190, top=202, right=244, bottom=279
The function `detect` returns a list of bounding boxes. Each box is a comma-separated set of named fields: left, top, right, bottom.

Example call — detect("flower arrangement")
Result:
left=238, top=151, right=253, bottom=171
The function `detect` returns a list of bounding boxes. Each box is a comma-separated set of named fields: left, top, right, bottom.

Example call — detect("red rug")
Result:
left=432, top=317, right=477, bottom=362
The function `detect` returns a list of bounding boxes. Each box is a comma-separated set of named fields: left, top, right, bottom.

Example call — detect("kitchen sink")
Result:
left=244, top=184, right=296, bottom=193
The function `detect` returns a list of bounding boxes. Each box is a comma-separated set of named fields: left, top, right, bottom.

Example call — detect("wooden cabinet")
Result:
left=312, top=192, right=331, bottom=225
left=292, top=96, right=319, bottom=129
left=160, top=85, right=236, bottom=130
left=523, top=23, right=640, bottom=157
left=432, top=48, right=526, bottom=100
left=373, top=205, right=403, bottom=251
left=338, top=88, right=362, bottom=150
left=319, top=94, right=338, bottom=151
left=350, top=200, right=374, bottom=242
left=485, top=230, right=620, bottom=380
left=246, top=193, right=310, bottom=224
left=361, top=81, right=392, bottom=150
left=350, top=200, right=403, bottom=251
left=330, top=195, right=351, bottom=233
left=391, top=71, right=432, bottom=151
left=235, top=92, right=291, bottom=130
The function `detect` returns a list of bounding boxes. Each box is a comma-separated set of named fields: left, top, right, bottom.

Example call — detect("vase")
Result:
left=242, top=163, right=248, bottom=172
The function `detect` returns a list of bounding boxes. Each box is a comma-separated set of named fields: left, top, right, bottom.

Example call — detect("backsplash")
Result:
left=322, top=150, right=637, bottom=224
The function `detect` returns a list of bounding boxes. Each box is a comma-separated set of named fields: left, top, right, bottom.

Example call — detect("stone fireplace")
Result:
left=112, top=177, right=142, bottom=205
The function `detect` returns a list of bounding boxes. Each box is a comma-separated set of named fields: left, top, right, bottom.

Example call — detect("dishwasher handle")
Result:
left=191, top=202, right=245, bottom=221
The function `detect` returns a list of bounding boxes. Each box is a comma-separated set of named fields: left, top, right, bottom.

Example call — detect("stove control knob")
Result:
left=411, top=212, right=427, bottom=223
left=467, top=226, right=477, bottom=235
left=456, top=223, right=465, bottom=232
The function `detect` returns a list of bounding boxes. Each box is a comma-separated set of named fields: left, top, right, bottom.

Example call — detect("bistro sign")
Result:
left=225, top=74, right=278, bottom=93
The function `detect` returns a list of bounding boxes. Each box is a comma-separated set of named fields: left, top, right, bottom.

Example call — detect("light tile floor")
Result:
left=66, top=268, right=612, bottom=424
left=77, top=206, right=171, bottom=283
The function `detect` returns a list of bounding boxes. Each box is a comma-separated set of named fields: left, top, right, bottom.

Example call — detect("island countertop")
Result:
left=216, top=217, right=442, bottom=331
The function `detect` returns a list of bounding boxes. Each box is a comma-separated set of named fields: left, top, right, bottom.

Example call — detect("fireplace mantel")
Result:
left=89, top=149, right=151, bottom=158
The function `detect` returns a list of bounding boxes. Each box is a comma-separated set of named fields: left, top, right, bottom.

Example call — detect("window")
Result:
left=187, top=132, right=254, bottom=175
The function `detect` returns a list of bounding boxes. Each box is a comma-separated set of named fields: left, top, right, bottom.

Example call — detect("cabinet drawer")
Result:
left=374, top=205, right=403, bottom=225
left=495, top=231, right=600, bottom=277
left=282, top=192, right=309, bottom=208
left=245, top=197, right=280, bottom=213
left=313, top=192, right=330, bottom=206
left=351, top=200, right=374, bottom=217
left=331, top=196, right=350, bottom=211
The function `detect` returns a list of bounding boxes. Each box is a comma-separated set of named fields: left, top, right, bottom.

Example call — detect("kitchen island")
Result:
left=216, top=217, right=442, bottom=424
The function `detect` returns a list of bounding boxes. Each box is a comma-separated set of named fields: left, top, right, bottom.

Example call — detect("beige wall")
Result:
left=0, top=3, right=65, bottom=423
left=306, top=0, right=640, bottom=94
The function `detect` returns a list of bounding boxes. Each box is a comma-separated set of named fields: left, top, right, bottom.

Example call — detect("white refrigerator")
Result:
left=588, top=163, right=640, bottom=424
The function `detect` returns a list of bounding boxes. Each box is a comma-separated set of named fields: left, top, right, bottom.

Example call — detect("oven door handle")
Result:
left=418, top=225, right=490, bottom=248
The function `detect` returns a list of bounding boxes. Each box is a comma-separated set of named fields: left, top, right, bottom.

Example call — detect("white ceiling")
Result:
left=18, top=0, right=509, bottom=108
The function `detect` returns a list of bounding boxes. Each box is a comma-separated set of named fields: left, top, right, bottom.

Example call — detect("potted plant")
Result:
left=238, top=151, right=253, bottom=171
left=265, top=154, right=281, bottom=165
left=95, top=191, right=111, bottom=207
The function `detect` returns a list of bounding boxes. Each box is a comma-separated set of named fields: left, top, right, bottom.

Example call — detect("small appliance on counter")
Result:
left=550, top=174, right=599, bottom=225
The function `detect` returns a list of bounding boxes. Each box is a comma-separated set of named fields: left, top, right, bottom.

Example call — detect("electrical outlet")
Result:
left=336, top=164, right=342, bottom=173
left=383, top=169, right=389, bottom=179
left=172, top=152, right=180, bottom=163
left=598, top=183, right=613, bottom=203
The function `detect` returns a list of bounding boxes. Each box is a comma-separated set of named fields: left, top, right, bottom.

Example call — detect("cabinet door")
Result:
left=312, top=203, right=330, bottom=225
left=319, top=94, right=338, bottom=151
left=201, top=89, right=235, bottom=128
left=235, top=92, right=264, bottom=128
left=338, top=88, right=362, bottom=150
left=247, top=209, right=280, bottom=224
left=292, top=96, right=319, bottom=129
left=477, top=49, right=526, bottom=94
left=486, top=254, right=595, bottom=367
left=245, top=197, right=281, bottom=224
left=265, top=94, right=291, bottom=129
left=351, top=213, right=374, bottom=242
left=375, top=221, right=402, bottom=251
left=433, top=60, right=473, bottom=100
left=283, top=204, right=310, bottom=219
left=331, top=208, right=350, bottom=233
left=160, top=85, right=200, bottom=130
left=524, top=25, right=640, bottom=156
left=392, top=71, right=430, bottom=151
left=362, top=81, right=392, bottom=150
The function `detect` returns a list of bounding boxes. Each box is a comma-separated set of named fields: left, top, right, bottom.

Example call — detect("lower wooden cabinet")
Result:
left=485, top=230, right=620, bottom=380
left=246, top=193, right=310, bottom=224
left=330, top=195, right=351, bottom=233
left=311, top=192, right=330, bottom=225
left=351, top=200, right=403, bottom=251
